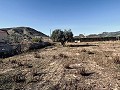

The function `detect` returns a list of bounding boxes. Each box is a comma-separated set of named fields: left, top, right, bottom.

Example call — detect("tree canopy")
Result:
left=51, top=29, right=73, bottom=46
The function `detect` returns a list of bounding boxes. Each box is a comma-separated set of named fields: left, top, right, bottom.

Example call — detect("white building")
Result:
left=0, top=30, right=9, bottom=43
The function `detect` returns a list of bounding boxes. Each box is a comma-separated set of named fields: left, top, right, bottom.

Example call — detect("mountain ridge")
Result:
left=86, top=31, right=120, bottom=38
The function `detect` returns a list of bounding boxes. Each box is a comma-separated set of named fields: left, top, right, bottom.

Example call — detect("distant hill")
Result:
left=0, top=27, right=49, bottom=43
left=1, top=27, right=48, bottom=37
left=98, top=31, right=120, bottom=37
left=87, top=31, right=120, bottom=38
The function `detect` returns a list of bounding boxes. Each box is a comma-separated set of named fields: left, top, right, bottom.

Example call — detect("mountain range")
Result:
left=84, top=31, right=120, bottom=38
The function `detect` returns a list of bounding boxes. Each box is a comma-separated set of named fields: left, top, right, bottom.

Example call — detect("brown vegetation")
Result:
left=0, top=41, right=120, bottom=90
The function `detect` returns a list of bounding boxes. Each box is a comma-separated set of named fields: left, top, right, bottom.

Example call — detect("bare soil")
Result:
left=0, top=41, right=120, bottom=90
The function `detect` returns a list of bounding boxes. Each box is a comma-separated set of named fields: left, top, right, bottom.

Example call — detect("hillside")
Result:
left=0, top=27, right=49, bottom=43
left=1, top=27, right=48, bottom=38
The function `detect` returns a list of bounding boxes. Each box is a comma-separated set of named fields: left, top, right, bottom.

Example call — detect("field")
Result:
left=0, top=41, right=120, bottom=90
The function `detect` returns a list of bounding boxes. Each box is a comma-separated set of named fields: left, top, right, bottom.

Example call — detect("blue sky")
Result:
left=0, top=0, right=120, bottom=36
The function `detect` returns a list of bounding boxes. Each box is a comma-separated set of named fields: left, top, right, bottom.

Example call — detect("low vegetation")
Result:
left=0, top=41, right=120, bottom=90
left=32, top=37, right=42, bottom=43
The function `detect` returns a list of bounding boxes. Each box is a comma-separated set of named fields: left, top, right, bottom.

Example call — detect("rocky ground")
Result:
left=0, top=41, right=120, bottom=90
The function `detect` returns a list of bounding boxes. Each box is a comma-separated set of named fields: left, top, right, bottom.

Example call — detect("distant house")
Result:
left=0, top=30, right=9, bottom=43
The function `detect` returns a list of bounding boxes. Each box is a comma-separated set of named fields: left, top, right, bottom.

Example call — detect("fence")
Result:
left=74, top=37, right=119, bottom=42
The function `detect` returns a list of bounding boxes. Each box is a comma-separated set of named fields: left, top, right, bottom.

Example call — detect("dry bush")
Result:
left=52, top=55, right=57, bottom=59
left=87, top=50, right=94, bottom=54
left=79, top=67, right=94, bottom=77
left=14, top=73, right=26, bottom=83
left=81, top=48, right=87, bottom=52
left=17, top=62, right=24, bottom=67
left=10, top=60, right=17, bottom=64
left=0, top=74, right=14, bottom=89
left=64, top=64, right=73, bottom=69
left=25, top=63, right=33, bottom=68
left=58, top=53, right=68, bottom=58
left=81, top=49, right=94, bottom=54
left=34, top=52, right=41, bottom=58
left=0, top=59, right=3, bottom=63
left=113, top=55, right=120, bottom=64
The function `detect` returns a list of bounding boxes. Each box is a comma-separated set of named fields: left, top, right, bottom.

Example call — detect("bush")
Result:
left=14, top=73, right=26, bottom=83
left=32, top=38, right=42, bottom=43
left=81, top=49, right=87, bottom=52
left=79, top=67, right=94, bottom=76
left=58, top=53, right=68, bottom=58
left=34, top=52, right=41, bottom=58
left=87, top=51, right=94, bottom=54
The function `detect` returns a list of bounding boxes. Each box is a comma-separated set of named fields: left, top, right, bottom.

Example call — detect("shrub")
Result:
left=0, top=59, right=3, bottom=63
left=32, top=38, right=42, bottom=43
left=14, top=73, right=26, bottom=83
left=25, top=63, right=33, bottom=68
left=34, top=52, right=41, bottom=58
left=58, top=53, right=68, bottom=58
left=11, top=60, right=17, bottom=64
left=64, top=64, right=73, bottom=69
left=52, top=55, right=57, bottom=59
left=79, top=67, right=94, bottom=76
left=17, top=62, right=24, bottom=67
left=87, top=51, right=94, bottom=54
left=81, top=49, right=87, bottom=52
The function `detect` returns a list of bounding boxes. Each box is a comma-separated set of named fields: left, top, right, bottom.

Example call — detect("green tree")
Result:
left=51, top=29, right=64, bottom=42
left=64, top=29, right=73, bottom=42
left=51, top=29, right=73, bottom=46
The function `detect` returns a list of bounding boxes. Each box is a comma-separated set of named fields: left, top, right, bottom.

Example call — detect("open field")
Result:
left=0, top=41, right=120, bottom=90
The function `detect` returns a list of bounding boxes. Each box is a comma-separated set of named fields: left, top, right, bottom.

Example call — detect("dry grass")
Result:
left=0, top=41, right=120, bottom=90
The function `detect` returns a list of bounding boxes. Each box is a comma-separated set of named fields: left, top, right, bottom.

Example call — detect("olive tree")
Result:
left=51, top=29, right=73, bottom=46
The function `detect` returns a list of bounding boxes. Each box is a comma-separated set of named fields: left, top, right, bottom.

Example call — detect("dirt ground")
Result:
left=0, top=41, right=120, bottom=90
